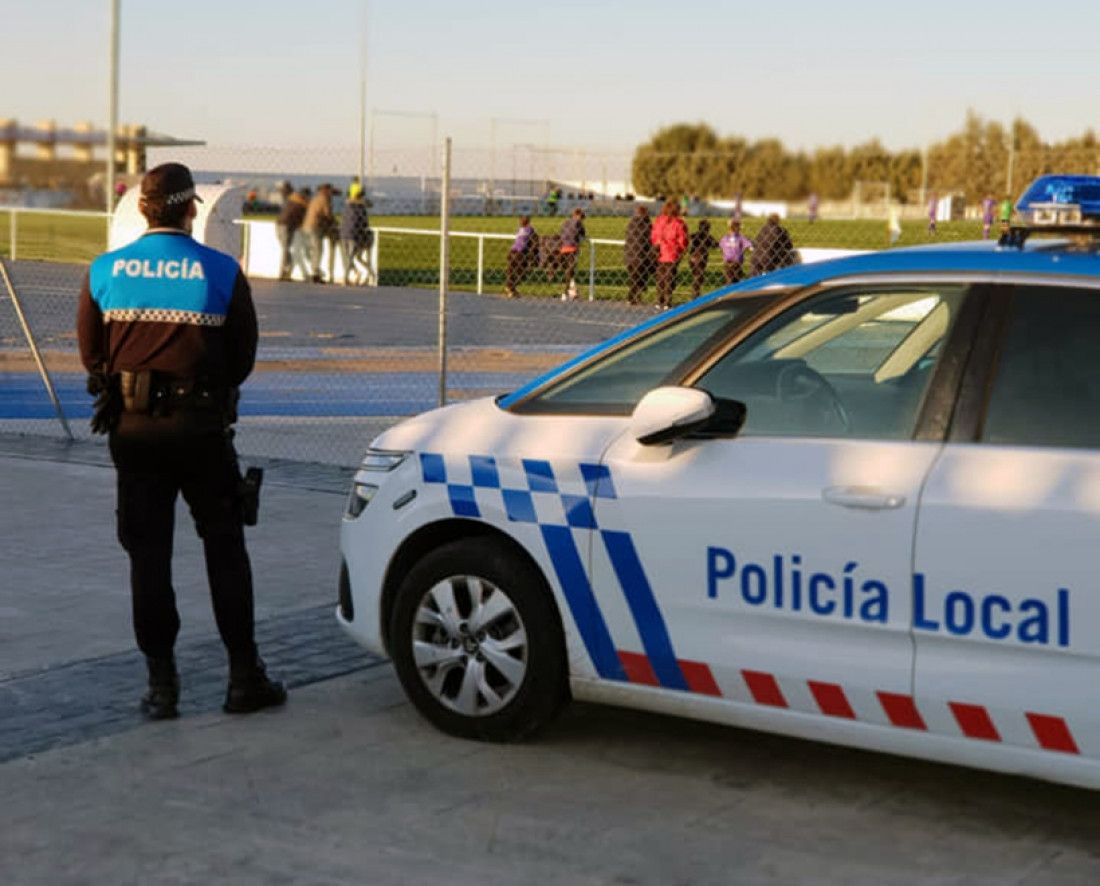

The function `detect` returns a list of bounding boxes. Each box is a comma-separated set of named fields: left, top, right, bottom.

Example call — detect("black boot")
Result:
left=223, top=656, right=287, bottom=714
left=140, top=656, right=180, bottom=721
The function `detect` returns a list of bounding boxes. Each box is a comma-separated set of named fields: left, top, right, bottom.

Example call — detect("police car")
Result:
left=339, top=176, right=1100, bottom=790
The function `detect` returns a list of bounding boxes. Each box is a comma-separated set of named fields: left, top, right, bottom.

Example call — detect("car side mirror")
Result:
left=691, top=394, right=747, bottom=440
left=631, top=387, right=724, bottom=446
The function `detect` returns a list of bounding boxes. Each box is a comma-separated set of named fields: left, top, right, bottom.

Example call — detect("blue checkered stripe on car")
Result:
left=418, top=452, right=690, bottom=691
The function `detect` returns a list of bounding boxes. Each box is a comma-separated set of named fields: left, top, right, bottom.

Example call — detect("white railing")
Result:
left=237, top=219, right=869, bottom=296
left=1, top=206, right=111, bottom=261
left=372, top=226, right=623, bottom=301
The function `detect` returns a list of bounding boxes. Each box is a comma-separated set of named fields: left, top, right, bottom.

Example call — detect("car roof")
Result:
left=723, top=239, right=1100, bottom=299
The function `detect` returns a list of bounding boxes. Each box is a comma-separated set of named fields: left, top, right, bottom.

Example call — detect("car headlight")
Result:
left=359, top=449, right=410, bottom=472
left=345, top=482, right=379, bottom=519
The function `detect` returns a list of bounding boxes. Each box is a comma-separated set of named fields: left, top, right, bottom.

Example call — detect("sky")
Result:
left=5, top=0, right=1100, bottom=165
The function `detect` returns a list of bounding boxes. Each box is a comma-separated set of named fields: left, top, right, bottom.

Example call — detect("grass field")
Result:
left=368, top=215, right=986, bottom=300
left=0, top=212, right=109, bottom=264
left=0, top=209, right=988, bottom=302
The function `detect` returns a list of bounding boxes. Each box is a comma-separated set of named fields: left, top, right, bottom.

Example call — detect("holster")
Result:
left=119, top=370, right=152, bottom=414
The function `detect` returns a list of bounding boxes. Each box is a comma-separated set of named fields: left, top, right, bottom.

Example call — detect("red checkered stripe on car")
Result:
left=616, top=651, right=1079, bottom=755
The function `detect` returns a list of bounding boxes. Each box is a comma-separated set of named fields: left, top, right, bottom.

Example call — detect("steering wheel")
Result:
left=774, top=362, right=852, bottom=434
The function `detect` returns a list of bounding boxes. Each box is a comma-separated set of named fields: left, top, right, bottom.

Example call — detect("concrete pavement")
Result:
left=3, top=433, right=1100, bottom=885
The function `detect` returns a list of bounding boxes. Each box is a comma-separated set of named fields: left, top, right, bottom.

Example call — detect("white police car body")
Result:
left=339, top=178, right=1100, bottom=789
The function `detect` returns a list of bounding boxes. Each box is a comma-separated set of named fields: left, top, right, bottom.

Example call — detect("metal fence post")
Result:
left=588, top=238, right=596, bottom=301
left=10, top=209, right=17, bottom=261
left=0, top=258, right=73, bottom=440
left=438, top=137, right=452, bottom=409
left=476, top=234, right=485, bottom=295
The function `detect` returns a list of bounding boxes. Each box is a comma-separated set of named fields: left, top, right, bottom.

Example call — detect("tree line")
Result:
left=631, top=113, right=1100, bottom=204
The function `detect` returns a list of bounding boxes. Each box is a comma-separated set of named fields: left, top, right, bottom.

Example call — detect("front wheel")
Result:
left=389, top=538, right=569, bottom=741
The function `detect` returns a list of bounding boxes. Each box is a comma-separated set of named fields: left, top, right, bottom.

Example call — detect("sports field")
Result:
left=0, top=209, right=987, bottom=300
left=367, top=215, right=985, bottom=299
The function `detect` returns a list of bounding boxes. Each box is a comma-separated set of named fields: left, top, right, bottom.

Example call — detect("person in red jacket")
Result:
left=650, top=199, right=689, bottom=310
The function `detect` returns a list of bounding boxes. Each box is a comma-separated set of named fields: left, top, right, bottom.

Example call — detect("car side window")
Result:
left=981, top=285, right=1100, bottom=449
left=514, top=300, right=763, bottom=414
left=696, top=286, right=967, bottom=440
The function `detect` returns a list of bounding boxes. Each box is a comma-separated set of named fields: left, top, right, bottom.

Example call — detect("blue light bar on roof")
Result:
left=1016, top=175, right=1100, bottom=227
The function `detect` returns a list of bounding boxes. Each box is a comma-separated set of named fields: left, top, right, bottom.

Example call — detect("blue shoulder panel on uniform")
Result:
left=90, top=233, right=240, bottom=326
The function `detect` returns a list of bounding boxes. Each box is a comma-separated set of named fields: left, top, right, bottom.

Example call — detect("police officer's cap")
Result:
left=141, top=163, right=204, bottom=206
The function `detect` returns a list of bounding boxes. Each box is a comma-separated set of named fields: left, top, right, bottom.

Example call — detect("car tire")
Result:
left=389, top=537, right=569, bottom=741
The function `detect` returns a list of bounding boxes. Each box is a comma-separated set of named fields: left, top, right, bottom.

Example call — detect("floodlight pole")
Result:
left=106, top=0, right=120, bottom=217
left=358, top=3, right=368, bottom=184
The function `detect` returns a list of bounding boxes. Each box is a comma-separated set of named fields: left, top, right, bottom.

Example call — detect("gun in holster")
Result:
left=119, top=370, right=153, bottom=414
left=237, top=466, right=263, bottom=526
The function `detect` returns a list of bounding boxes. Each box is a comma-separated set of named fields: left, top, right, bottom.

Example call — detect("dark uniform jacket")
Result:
left=77, top=229, right=257, bottom=389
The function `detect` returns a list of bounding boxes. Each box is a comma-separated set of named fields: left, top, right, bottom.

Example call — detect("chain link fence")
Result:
left=4, top=141, right=1093, bottom=466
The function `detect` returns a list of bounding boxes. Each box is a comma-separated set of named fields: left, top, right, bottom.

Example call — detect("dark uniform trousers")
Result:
left=109, top=411, right=255, bottom=667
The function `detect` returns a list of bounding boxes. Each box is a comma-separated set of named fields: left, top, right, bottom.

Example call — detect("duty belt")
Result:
left=118, top=370, right=224, bottom=415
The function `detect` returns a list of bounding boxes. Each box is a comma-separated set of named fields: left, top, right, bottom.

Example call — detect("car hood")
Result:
left=368, top=397, right=630, bottom=464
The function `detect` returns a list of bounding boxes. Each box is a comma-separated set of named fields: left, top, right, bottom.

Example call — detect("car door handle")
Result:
left=822, top=486, right=906, bottom=510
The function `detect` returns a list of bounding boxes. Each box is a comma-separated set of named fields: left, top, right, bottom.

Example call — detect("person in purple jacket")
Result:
left=719, top=219, right=754, bottom=284
left=504, top=215, right=538, bottom=298
left=558, top=208, right=586, bottom=301
left=928, top=193, right=938, bottom=235
left=981, top=194, right=996, bottom=239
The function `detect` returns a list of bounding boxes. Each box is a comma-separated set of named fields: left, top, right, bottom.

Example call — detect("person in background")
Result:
left=688, top=219, right=719, bottom=298
left=927, top=193, right=938, bottom=235
left=650, top=199, right=689, bottom=311
left=276, top=184, right=308, bottom=281
left=719, top=218, right=753, bottom=285
left=340, top=183, right=374, bottom=285
left=999, top=194, right=1014, bottom=233
left=545, top=187, right=560, bottom=216
left=288, top=187, right=314, bottom=281
left=887, top=204, right=903, bottom=245
left=751, top=214, right=797, bottom=276
left=321, top=185, right=343, bottom=284
left=808, top=192, right=819, bottom=224
left=981, top=193, right=996, bottom=239
left=302, top=183, right=336, bottom=283
left=504, top=215, right=538, bottom=298
left=623, top=204, right=654, bottom=305
left=347, top=175, right=361, bottom=199
left=558, top=208, right=586, bottom=301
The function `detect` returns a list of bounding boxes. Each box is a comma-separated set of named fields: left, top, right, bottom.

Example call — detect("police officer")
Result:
left=76, top=162, right=286, bottom=720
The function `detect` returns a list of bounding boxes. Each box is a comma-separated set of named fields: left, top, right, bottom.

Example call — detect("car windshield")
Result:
left=513, top=296, right=772, bottom=414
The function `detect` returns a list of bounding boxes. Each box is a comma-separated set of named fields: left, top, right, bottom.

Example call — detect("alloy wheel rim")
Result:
left=411, top=575, right=529, bottom=717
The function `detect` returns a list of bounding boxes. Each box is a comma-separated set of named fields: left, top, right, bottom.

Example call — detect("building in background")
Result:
left=0, top=119, right=203, bottom=206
